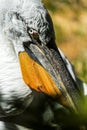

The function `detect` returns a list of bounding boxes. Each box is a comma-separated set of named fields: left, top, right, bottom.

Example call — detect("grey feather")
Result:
left=0, top=0, right=55, bottom=44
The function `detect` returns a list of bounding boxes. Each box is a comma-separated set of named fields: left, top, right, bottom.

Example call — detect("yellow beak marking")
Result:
left=19, top=51, right=67, bottom=106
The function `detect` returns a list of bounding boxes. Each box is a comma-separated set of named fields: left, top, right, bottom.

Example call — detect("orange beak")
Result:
left=18, top=51, right=67, bottom=107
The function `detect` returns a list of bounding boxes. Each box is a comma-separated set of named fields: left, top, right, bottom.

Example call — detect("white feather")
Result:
left=83, top=83, right=87, bottom=96
left=0, top=121, right=32, bottom=130
left=0, top=34, right=33, bottom=116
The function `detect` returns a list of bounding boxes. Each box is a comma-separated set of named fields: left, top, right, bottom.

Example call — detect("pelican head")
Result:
left=0, top=0, right=82, bottom=116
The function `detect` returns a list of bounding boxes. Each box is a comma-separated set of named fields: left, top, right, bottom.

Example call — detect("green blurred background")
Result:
left=42, top=0, right=87, bottom=83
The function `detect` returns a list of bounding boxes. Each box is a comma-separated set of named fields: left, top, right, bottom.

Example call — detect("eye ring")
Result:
left=28, top=28, right=39, bottom=41
left=29, top=28, right=34, bottom=34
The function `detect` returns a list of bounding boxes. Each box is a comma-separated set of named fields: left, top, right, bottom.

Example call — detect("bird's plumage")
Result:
left=0, top=0, right=55, bottom=44
left=0, top=34, right=33, bottom=117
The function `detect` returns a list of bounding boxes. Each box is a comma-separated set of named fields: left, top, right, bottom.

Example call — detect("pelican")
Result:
left=0, top=0, right=87, bottom=130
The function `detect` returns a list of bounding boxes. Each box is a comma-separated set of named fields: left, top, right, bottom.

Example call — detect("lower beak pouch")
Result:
left=19, top=43, right=83, bottom=113
left=19, top=51, right=66, bottom=106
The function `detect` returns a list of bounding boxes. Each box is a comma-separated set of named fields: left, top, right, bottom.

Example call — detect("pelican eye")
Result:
left=28, top=28, right=39, bottom=39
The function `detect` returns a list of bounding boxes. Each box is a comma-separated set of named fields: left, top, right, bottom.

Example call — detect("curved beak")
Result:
left=18, top=42, right=82, bottom=113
